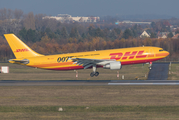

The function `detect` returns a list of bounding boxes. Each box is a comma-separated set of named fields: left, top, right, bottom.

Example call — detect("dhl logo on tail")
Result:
left=14, top=48, right=29, bottom=53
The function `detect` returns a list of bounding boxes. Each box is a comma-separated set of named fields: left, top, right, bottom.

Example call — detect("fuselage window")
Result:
left=159, top=49, right=164, bottom=52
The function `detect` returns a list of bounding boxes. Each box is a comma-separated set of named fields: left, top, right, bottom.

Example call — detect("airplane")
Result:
left=4, top=34, right=169, bottom=77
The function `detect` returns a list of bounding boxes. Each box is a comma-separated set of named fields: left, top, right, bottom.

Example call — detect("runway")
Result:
left=0, top=80, right=179, bottom=86
left=147, top=62, right=169, bottom=80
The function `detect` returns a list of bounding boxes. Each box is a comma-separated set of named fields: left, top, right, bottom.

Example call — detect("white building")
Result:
left=157, top=32, right=175, bottom=39
left=140, top=31, right=150, bottom=38
left=43, top=14, right=100, bottom=23
left=116, top=20, right=151, bottom=25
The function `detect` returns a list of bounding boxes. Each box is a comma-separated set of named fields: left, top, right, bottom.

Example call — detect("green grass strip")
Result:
left=0, top=106, right=179, bottom=113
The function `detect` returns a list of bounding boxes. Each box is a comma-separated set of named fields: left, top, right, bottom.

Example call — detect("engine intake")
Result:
left=103, top=61, right=122, bottom=70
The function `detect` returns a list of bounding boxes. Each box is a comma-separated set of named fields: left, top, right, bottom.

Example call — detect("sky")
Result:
left=0, top=0, right=179, bottom=18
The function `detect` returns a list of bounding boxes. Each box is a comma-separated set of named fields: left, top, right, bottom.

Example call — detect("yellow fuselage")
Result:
left=10, top=46, right=169, bottom=70
left=4, top=34, right=169, bottom=71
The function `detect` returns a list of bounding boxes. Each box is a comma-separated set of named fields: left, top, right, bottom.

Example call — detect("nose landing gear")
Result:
left=149, top=62, right=152, bottom=70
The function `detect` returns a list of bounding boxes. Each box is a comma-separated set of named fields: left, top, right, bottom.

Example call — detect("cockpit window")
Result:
left=159, top=49, right=164, bottom=52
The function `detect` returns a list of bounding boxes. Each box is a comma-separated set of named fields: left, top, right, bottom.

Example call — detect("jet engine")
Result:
left=103, top=61, right=122, bottom=70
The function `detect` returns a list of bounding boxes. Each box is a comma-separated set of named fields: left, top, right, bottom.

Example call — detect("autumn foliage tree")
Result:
left=1, top=8, right=179, bottom=61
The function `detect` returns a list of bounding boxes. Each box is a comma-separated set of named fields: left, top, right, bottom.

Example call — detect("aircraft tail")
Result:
left=4, top=34, right=43, bottom=59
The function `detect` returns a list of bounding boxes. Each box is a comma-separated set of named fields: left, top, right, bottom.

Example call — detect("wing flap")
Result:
left=84, top=64, right=94, bottom=69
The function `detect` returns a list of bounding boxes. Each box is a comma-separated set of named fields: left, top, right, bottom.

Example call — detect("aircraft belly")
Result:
left=42, top=64, right=77, bottom=69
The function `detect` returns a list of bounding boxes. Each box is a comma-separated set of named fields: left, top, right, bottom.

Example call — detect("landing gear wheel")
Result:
left=94, top=72, right=99, bottom=76
left=90, top=72, right=95, bottom=77
left=90, top=65, right=99, bottom=77
left=90, top=72, right=99, bottom=77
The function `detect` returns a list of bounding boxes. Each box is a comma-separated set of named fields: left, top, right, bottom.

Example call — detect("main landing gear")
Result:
left=90, top=72, right=99, bottom=77
left=90, top=65, right=99, bottom=77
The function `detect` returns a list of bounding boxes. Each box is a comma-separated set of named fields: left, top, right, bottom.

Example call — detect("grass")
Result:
left=0, top=63, right=179, bottom=119
left=1, top=106, right=178, bottom=112
left=0, top=86, right=179, bottom=119
left=0, top=63, right=149, bottom=80
left=168, top=63, right=179, bottom=80
left=1, top=86, right=179, bottom=106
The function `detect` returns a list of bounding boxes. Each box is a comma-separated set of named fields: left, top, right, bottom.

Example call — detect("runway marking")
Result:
left=108, top=83, right=179, bottom=85
left=1, top=80, right=179, bottom=86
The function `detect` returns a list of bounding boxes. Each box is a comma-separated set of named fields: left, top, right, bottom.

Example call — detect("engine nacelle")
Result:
left=103, top=62, right=122, bottom=70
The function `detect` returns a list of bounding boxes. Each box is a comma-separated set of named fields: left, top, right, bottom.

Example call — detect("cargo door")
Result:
left=148, top=48, right=154, bottom=58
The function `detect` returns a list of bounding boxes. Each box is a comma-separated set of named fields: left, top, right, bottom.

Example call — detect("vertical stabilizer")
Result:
left=4, top=34, right=43, bottom=59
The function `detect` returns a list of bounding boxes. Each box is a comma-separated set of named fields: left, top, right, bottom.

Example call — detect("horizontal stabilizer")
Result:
left=9, top=59, right=29, bottom=64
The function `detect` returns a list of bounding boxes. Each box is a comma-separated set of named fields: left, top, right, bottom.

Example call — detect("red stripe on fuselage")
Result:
left=121, top=58, right=162, bottom=65
left=47, top=65, right=102, bottom=70
left=48, top=66, right=84, bottom=70
left=46, top=58, right=163, bottom=71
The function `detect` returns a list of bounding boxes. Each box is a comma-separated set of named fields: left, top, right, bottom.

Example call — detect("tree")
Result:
left=113, top=28, right=121, bottom=35
left=41, top=35, right=50, bottom=43
left=44, top=28, right=56, bottom=39
left=175, top=29, right=179, bottom=34
left=35, top=14, right=45, bottom=31
left=6, top=9, right=13, bottom=19
left=26, top=29, right=38, bottom=42
left=94, top=28, right=104, bottom=38
left=151, top=22, right=156, bottom=29
left=131, top=28, right=137, bottom=38
left=45, top=28, right=52, bottom=35
left=18, top=27, right=27, bottom=41
left=103, top=28, right=110, bottom=38
left=23, top=12, right=35, bottom=30
left=131, top=24, right=142, bottom=38
left=88, top=25, right=95, bottom=36
left=74, top=27, right=80, bottom=38
left=14, top=9, right=23, bottom=19
left=122, top=29, right=133, bottom=39
left=0, top=8, right=7, bottom=20
left=61, top=27, right=68, bottom=38
left=69, top=27, right=80, bottom=38
left=167, top=32, right=173, bottom=38
left=55, top=29, right=61, bottom=35
left=81, top=33, right=87, bottom=39
left=18, top=28, right=39, bottom=42
left=150, top=32, right=157, bottom=38
left=42, top=18, right=59, bottom=31
left=109, top=29, right=117, bottom=40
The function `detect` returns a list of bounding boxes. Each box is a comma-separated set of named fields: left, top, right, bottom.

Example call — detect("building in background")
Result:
left=43, top=14, right=100, bottom=23
left=140, top=31, right=150, bottom=38
left=115, top=20, right=151, bottom=25
left=157, top=32, right=175, bottom=39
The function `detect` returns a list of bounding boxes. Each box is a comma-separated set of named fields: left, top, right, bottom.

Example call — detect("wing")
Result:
left=71, top=58, right=116, bottom=69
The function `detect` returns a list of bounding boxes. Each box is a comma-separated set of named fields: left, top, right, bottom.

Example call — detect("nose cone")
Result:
left=156, top=50, right=169, bottom=58
left=165, top=51, right=170, bottom=57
